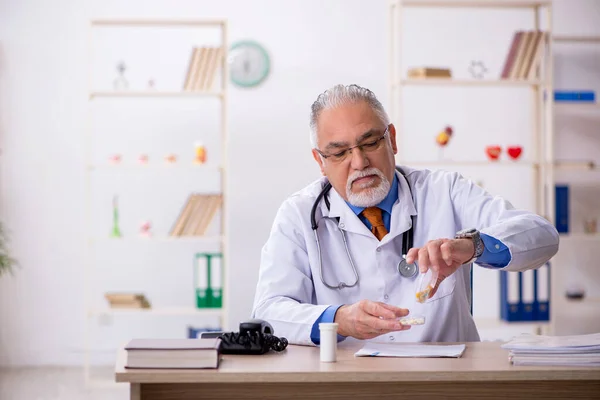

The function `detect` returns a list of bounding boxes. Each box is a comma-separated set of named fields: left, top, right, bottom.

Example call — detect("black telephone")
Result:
left=201, top=319, right=288, bottom=355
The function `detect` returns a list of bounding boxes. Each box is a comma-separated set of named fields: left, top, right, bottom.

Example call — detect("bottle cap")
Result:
left=319, top=322, right=339, bottom=331
left=415, top=268, right=438, bottom=303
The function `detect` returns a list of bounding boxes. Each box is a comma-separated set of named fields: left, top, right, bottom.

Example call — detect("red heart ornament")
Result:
left=485, top=145, right=502, bottom=161
left=507, top=146, right=523, bottom=160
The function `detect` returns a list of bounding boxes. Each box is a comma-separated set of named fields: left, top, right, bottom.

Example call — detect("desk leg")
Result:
left=130, top=383, right=141, bottom=400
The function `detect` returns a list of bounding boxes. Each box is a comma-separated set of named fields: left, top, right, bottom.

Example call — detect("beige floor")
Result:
left=0, top=367, right=128, bottom=400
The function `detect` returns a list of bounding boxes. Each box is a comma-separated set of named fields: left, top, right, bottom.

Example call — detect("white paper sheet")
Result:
left=355, top=343, right=466, bottom=358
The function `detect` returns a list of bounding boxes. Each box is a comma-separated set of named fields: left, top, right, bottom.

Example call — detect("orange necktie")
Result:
left=362, top=207, right=388, bottom=241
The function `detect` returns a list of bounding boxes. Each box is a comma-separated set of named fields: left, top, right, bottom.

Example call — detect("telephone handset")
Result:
left=200, top=318, right=288, bottom=355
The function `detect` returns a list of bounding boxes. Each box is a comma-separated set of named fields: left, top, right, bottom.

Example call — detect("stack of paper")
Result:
left=502, top=333, right=600, bottom=367
left=355, top=343, right=466, bottom=358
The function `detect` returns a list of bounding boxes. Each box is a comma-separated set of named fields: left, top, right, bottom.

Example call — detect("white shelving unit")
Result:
left=388, top=0, right=554, bottom=335
left=83, top=18, right=229, bottom=386
left=550, top=30, right=600, bottom=335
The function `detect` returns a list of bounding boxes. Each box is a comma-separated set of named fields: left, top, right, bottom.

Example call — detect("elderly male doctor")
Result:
left=252, top=84, right=559, bottom=346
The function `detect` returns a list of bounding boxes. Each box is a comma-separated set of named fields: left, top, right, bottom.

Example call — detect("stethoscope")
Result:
left=310, top=166, right=417, bottom=290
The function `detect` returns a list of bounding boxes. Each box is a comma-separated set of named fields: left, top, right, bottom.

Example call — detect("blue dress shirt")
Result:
left=310, top=174, right=511, bottom=345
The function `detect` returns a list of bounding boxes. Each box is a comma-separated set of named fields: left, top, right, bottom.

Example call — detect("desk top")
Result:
left=115, top=341, right=600, bottom=384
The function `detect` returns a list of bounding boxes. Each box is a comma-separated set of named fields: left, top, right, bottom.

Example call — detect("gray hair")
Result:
left=309, top=84, right=390, bottom=149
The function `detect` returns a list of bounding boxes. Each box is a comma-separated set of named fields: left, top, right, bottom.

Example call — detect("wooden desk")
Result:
left=115, top=341, right=600, bottom=400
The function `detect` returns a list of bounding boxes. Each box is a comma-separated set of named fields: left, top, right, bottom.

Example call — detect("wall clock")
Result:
left=228, top=40, right=270, bottom=88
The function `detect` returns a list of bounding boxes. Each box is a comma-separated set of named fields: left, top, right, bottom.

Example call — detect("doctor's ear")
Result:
left=312, top=148, right=326, bottom=175
left=388, top=124, right=398, bottom=155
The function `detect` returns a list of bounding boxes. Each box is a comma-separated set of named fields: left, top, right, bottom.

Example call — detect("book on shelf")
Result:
left=502, top=332, right=600, bottom=367
left=407, top=67, right=452, bottom=79
left=124, top=338, right=222, bottom=369
left=183, top=46, right=223, bottom=91
left=500, top=30, right=547, bottom=80
left=105, top=292, right=151, bottom=309
left=554, top=90, right=596, bottom=102
left=169, top=193, right=222, bottom=237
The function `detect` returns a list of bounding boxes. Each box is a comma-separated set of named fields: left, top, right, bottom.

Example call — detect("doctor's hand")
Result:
left=334, top=300, right=411, bottom=340
left=405, top=238, right=476, bottom=298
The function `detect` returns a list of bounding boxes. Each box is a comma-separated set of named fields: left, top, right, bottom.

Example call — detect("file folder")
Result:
left=194, top=252, right=223, bottom=309
left=500, top=262, right=550, bottom=322
left=555, top=185, right=569, bottom=233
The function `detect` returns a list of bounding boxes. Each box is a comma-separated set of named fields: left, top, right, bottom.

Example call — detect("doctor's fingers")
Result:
left=417, top=247, right=431, bottom=274
left=378, top=303, right=410, bottom=318
left=360, top=300, right=399, bottom=319
left=361, top=315, right=409, bottom=334
left=427, top=240, right=451, bottom=270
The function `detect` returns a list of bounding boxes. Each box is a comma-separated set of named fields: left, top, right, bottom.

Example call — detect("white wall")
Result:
left=0, top=0, right=599, bottom=367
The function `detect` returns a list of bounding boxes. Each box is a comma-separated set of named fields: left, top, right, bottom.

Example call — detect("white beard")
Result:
left=346, top=167, right=391, bottom=207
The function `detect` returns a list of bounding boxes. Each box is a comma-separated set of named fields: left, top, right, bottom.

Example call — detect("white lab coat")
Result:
left=252, top=166, right=559, bottom=346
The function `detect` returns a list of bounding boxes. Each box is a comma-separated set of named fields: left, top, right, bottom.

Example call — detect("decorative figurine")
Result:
left=436, top=126, right=453, bottom=147
left=139, top=221, right=152, bottom=237
left=147, top=78, right=155, bottom=89
left=113, top=61, right=129, bottom=90
left=485, top=145, right=502, bottom=161
left=507, top=146, right=523, bottom=160
left=138, top=154, right=149, bottom=165
left=565, top=282, right=586, bottom=300
left=111, top=195, right=122, bottom=238
left=194, top=142, right=207, bottom=164
left=468, top=60, right=488, bottom=79
left=435, top=125, right=453, bottom=160
left=164, top=153, right=177, bottom=164
left=584, top=218, right=598, bottom=234
left=109, top=154, right=122, bottom=165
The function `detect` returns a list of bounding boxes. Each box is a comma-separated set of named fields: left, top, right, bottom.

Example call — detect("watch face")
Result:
left=457, top=228, right=476, bottom=237
left=228, top=40, right=270, bottom=88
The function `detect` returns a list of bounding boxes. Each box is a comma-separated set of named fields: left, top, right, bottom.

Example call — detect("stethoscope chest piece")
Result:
left=397, top=256, right=418, bottom=278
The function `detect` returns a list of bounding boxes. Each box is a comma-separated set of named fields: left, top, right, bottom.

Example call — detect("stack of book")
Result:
left=407, top=67, right=452, bottom=79
left=169, top=193, right=222, bottom=237
left=502, top=332, right=600, bottom=367
left=500, top=30, right=547, bottom=80
left=105, top=293, right=151, bottom=309
left=125, top=338, right=222, bottom=369
left=183, top=46, right=223, bottom=91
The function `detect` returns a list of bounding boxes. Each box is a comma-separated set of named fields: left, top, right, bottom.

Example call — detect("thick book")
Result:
left=125, top=338, right=222, bottom=369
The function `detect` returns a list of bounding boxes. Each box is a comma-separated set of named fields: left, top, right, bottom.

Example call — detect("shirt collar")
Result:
left=345, top=173, right=399, bottom=216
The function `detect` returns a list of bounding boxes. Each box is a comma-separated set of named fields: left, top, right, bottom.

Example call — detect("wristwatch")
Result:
left=455, top=228, right=484, bottom=264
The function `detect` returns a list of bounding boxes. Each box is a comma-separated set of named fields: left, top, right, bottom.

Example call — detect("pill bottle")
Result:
left=415, top=268, right=438, bottom=303
left=319, top=322, right=338, bottom=362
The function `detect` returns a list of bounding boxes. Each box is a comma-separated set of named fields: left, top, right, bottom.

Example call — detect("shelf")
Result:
left=87, top=164, right=223, bottom=172
left=555, top=160, right=597, bottom=170
left=554, top=102, right=600, bottom=110
left=90, top=18, right=226, bottom=27
left=89, top=91, right=224, bottom=99
left=553, top=36, right=600, bottom=43
left=395, top=0, right=550, bottom=8
left=400, top=160, right=537, bottom=166
left=88, top=307, right=223, bottom=317
left=398, top=78, right=543, bottom=87
left=559, top=233, right=600, bottom=241
left=91, top=235, right=223, bottom=243
left=565, top=297, right=600, bottom=303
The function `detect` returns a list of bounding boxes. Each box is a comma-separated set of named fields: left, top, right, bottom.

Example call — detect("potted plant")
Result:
left=0, top=221, right=17, bottom=277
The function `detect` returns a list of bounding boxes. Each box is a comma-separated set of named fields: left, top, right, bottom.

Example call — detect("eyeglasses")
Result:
left=316, top=128, right=389, bottom=163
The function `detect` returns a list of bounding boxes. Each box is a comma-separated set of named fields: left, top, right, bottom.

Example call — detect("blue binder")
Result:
left=500, top=262, right=550, bottom=322
left=555, top=185, right=569, bottom=233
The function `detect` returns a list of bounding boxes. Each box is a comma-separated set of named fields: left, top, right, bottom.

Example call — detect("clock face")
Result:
left=229, top=41, right=270, bottom=88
